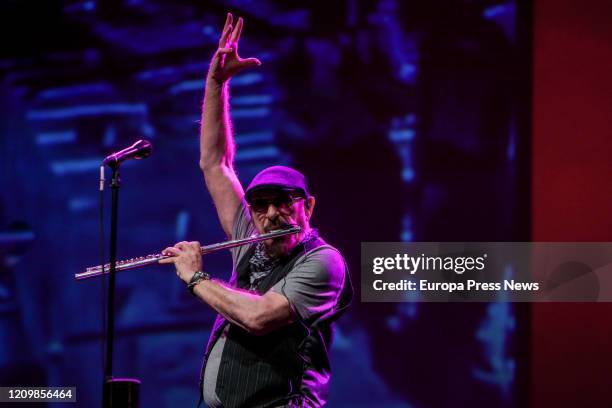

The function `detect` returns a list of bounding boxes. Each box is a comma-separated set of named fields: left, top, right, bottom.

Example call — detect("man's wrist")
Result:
left=187, top=271, right=211, bottom=296
left=205, top=77, right=227, bottom=91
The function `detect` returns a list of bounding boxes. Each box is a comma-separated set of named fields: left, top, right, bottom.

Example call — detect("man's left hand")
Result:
left=159, top=241, right=203, bottom=284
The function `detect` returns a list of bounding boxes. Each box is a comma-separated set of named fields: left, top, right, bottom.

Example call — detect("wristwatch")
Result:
left=187, top=270, right=211, bottom=296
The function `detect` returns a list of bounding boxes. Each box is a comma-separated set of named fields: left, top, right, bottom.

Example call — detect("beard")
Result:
left=263, top=234, right=297, bottom=258
left=259, top=217, right=302, bottom=257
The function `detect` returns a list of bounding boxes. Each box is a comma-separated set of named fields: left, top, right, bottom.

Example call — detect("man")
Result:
left=160, top=13, right=352, bottom=407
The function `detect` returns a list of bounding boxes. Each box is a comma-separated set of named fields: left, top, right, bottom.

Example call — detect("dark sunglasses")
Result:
left=247, top=192, right=305, bottom=214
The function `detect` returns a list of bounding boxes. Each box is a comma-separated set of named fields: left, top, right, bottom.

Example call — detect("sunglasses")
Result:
left=247, top=192, right=305, bottom=214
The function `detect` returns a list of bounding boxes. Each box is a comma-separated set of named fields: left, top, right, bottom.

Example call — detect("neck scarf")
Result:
left=248, top=229, right=318, bottom=290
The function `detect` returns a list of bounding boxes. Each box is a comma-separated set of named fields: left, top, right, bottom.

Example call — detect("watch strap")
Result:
left=187, top=271, right=210, bottom=295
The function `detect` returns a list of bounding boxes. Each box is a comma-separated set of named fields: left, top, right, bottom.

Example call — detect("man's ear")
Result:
left=305, top=196, right=316, bottom=219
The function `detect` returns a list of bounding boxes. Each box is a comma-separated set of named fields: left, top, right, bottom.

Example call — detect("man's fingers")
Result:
left=241, top=57, right=262, bottom=68
left=175, top=241, right=190, bottom=250
left=210, top=14, right=259, bottom=84
left=219, top=24, right=233, bottom=48
left=230, top=17, right=244, bottom=44
left=159, top=246, right=180, bottom=263
left=221, top=13, right=233, bottom=38
left=189, top=241, right=201, bottom=253
left=217, top=13, right=232, bottom=47
left=163, top=246, right=181, bottom=255
left=224, top=57, right=262, bottom=79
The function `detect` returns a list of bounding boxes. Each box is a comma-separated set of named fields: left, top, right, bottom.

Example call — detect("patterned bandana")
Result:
left=248, top=228, right=318, bottom=290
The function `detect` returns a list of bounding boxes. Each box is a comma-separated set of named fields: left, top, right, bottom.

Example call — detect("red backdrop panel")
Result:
left=533, top=0, right=612, bottom=407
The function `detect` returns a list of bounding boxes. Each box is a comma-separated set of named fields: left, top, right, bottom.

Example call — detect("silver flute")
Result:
left=75, top=226, right=301, bottom=281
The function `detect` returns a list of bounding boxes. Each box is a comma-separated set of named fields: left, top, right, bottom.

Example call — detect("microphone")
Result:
left=102, top=139, right=153, bottom=168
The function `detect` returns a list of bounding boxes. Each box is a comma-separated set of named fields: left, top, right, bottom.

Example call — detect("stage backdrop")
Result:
left=0, top=1, right=529, bottom=407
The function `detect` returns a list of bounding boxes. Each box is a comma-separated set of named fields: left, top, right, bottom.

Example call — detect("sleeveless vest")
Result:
left=198, top=236, right=352, bottom=407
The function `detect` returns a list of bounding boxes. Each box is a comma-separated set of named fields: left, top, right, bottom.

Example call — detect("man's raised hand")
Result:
left=208, top=13, right=261, bottom=85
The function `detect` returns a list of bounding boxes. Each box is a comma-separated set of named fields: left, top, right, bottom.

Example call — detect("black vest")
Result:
left=199, top=236, right=352, bottom=407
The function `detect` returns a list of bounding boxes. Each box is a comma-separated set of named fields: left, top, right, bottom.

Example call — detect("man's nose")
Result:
left=266, top=203, right=280, bottom=220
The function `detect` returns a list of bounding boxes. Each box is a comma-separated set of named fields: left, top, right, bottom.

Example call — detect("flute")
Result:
left=75, top=226, right=301, bottom=281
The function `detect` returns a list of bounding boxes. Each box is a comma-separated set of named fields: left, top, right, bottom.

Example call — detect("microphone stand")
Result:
left=102, top=164, right=140, bottom=408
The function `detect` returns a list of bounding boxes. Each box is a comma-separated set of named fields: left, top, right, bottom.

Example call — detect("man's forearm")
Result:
left=192, top=278, right=293, bottom=335
left=193, top=278, right=265, bottom=333
left=200, top=79, right=234, bottom=170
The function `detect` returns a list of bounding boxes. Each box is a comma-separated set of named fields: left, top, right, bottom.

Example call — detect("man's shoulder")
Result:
left=292, top=241, right=347, bottom=283
left=303, top=241, right=344, bottom=262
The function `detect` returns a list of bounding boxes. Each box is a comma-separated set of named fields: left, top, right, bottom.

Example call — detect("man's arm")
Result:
left=192, top=280, right=294, bottom=336
left=159, top=241, right=293, bottom=335
left=161, top=241, right=346, bottom=335
left=200, top=13, right=261, bottom=237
